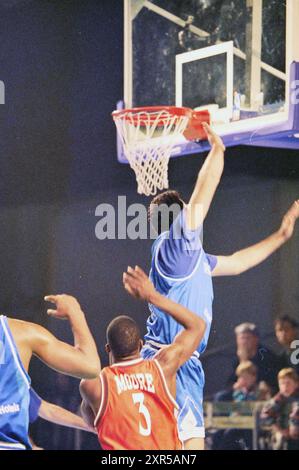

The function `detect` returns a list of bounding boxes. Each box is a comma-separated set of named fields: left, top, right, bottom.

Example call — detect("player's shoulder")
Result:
left=153, top=344, right=182, bottom=373
left=80, top=376, right=102, bottom=399
left=8, top=317, right=54, bottom=348
left=108, top=358, right=159, bottom=378
left=7, top=317, right=37, bottom=337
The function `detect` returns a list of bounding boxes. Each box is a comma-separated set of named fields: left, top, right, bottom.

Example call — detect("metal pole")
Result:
left=245, top=0, right=262, bottom=110
left=124, top=0, right=133, bottom=107
left=286, top=0, right=299, bottom=107
left=252, top=404, right=259, bottom=450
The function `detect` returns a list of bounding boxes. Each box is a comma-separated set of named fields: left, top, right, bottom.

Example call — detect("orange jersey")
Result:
left=94, top=358, right=182, bottom=450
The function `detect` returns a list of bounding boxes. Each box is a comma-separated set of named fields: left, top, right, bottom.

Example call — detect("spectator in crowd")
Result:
left=261, top=368, right=299, bottom=450
left=216, top=361, right=264, bottom=402
left=233, top=361, right=272, bottom=402
left=212, top=361, right=270, bottom=449
left=274, top=316, right=299, bottom=374
left=228, top=323, right=280, bottom=392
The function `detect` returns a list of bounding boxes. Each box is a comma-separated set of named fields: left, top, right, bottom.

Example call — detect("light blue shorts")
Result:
left=141, top=343, right=205, bottom=441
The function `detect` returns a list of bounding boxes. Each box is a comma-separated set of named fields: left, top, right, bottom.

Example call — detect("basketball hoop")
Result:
left=112, top=106, right=209, bottom=196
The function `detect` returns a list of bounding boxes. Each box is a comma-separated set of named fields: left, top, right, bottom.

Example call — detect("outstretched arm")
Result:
left=38, top=400, right=96, bottom=433
left=212, top=200, right=299, bottom=276
left=123, top=267, right=206, bottom=376
left=186, top=123, right=225, bottom=230
left=28, top=295, right=100, bottom=378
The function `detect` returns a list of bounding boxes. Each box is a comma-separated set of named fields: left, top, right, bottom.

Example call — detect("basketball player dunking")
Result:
left=80, top=266, right=206, bottom=450
left=0, top=294, right=100, bottom=450
left=143, top=122, right=299, bottom=449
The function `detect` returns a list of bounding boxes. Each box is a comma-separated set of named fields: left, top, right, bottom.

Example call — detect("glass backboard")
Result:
left=119, top=0, right=299, bottom=162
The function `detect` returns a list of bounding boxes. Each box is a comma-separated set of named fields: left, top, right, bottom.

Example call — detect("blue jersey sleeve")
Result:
left=29, top=388, right=42, bottom=423
left=157, top=209, right=203, bottom=278
left=206, top=253, right=218, bottom=272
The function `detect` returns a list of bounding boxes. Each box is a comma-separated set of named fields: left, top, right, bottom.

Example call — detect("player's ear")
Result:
left=138, top=339, right=143, bottom=352
left=105, top=343, right=111, bottom=354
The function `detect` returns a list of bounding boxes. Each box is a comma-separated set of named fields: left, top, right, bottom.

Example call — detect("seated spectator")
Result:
left=216, top=361, right=266, bottom=402
left=228, top=322, right=280, bottom=392
left=275, top=316, right=299, bottom=374
left=261, top=368, right=299, bottom=450
left=212, top=362, right=270, bottom=449
left=233, top=362, right=272, bottom=402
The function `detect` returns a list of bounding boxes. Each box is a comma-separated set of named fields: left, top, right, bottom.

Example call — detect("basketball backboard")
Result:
left=116, top=0, right=299, bottom=162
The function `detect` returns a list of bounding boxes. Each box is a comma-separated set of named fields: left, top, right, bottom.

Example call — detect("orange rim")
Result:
left=112, top=106, right=193, bottom=127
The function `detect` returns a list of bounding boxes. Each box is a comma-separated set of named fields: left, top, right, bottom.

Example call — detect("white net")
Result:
left=113, top=108, right=190, bottom=196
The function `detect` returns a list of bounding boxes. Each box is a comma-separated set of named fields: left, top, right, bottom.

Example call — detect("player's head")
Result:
left=105, top=315, right=142, bottom=364
left=235, top=361, right=257, bottom=390
left=278, top=368, right=299, bottom=397
left=274, top=315, right=298, bottom=348
left=149, top=190, right=184, bottom=235
left=234, top=322, right=259, bottom=354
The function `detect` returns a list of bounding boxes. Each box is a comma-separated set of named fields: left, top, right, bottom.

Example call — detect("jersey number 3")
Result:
left=132, top=393, right=151, bottom=437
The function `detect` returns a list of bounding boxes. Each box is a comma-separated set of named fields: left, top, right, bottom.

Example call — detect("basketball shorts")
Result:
left=141, top=343, right=205, bottom=441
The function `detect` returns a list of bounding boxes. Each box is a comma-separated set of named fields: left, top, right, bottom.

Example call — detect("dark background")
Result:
left=0, top=0, right=298, bottom=449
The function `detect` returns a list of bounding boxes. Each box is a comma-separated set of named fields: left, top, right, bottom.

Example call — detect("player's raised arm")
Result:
left=28, top=294, right=101, bottom=379
left=186, top=123, right=225, bottom=230
left=211, top=200, right=299, bottom=277
left=123, top=266, right=206, bottom=374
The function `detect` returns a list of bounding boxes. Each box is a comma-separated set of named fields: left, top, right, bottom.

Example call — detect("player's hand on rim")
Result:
left=123, top=265, right=157, bottom=303
left=44, top=294, right=82, bottom=320
left=202, top=122, right=225, bottom=151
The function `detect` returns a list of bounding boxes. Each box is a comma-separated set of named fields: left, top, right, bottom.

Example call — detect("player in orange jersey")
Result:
left=80, top=265, right=206, bottom=450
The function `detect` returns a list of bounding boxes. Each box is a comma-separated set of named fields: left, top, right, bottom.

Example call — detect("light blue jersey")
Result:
left=0, top=316, right=31, bottom=450
left=144, top=211, right=215, bottom=353
left=142, top=210, right=217, bottom=441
